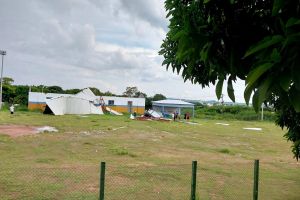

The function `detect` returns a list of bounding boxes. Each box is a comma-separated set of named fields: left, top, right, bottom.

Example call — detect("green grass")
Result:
left=0, top=111, right=299, bottom=200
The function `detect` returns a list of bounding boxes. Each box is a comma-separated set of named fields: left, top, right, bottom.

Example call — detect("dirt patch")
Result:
left=0, top=125, right=57, bottom=138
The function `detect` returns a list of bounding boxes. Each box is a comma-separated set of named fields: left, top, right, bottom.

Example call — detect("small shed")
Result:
left=152, top=99, right=195, bottom=117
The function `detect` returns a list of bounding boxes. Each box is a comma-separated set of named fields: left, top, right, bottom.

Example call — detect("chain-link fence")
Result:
left=0, top=161, right=299, bottom=200
left=198, top=161, right=254, bottom=200
left=105, top=163, right=191, bottom=200
left=0, top=165, right=99, bottom=200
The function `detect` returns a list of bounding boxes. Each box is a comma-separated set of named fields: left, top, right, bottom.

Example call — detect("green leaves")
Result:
left=227, top=77, right=235, bottom=102
left=252, top=90, right=259, bottom=112
left=200, top=42, right=212, bottom=64
left=215, top=78, right=224, bottom=100
left=256, top=78, right=273, bottom=111
left=286, top=18, right=300, bottom=28
left=272, top=0, right=284, bottom=16
left=279, top=74, right=291, bottom=92
left=246, top=63, right=273, bottom=88
left=244, top=35, right=284, bottom=58
left=289, top=86, right=300, bottom=113
left=244, top=84, right=253, bottom=106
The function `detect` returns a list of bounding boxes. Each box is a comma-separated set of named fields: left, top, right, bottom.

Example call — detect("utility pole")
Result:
left=0, top=50, right=6, bottom=110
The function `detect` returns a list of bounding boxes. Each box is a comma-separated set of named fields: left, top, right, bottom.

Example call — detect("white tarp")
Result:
left=46, top=96, right=103, bottom=115
left=147, top=109, right=163, bottom=118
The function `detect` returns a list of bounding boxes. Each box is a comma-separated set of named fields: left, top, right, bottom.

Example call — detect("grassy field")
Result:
left=0, top=111, right=299, bottom=200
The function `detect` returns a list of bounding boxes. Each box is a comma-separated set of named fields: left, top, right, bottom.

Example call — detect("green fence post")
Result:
left=190, top=160, right=197, bottom=200
left=253, top=160, right=259, bottom=200
left=99, top=162, right=106, bottom=200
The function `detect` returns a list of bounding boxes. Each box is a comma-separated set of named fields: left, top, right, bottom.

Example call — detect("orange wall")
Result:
left=28, top=103, right=145, bottom=114
left=28, top=103, right=46, bottom=111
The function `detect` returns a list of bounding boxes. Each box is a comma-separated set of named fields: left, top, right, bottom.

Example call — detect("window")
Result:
left=108, top=100, right=114, bottom=105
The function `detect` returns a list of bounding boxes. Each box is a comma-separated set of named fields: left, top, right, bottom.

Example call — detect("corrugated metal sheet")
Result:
left=152, top=99, right=194, bottom=105
left=46, top=96, right=103, bottom=115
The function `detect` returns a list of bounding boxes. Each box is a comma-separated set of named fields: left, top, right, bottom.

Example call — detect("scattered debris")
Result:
left=243, top=128, right=262, bottom=131
left=185, top=122, right=200, bottom=125
left=215, top=123, right=230, bottom=126
left=135, top=116, right=171, bottom=122
left=79, top=131, right=90, bottom=135
left=146, top=109, right=163, bottom=118
left=36, top=126, right=58, bottom=133
left=130, top=114, right=135, bottom=120
left=112, top=126, right=127, bottom=131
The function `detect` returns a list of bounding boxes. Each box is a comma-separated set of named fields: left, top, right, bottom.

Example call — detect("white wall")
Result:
left=100, top=96, right=145, bottom=107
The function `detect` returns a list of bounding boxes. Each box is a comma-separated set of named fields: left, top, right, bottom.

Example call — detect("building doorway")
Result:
left=127, top=101, right=133, bottom=113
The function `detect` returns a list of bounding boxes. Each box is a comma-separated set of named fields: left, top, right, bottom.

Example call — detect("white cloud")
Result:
left=0, top=0, right=246, bottom=102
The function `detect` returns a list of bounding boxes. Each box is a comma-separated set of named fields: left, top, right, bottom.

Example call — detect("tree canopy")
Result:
left=160, top=0, right=300, bottom=159
left=153, top=94, right=167, bottom=101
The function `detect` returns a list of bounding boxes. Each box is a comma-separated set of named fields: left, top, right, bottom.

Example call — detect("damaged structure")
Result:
left=28, top=88, right=145, bottom=115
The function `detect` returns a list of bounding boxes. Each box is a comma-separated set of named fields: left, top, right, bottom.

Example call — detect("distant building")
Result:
left=152, top=99, right=195, bottom=117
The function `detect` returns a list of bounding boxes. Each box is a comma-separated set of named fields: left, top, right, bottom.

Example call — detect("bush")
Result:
left=195, top=105, right=276, bottom=121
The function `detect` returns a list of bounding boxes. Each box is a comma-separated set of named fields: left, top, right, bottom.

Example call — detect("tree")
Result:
left=123, top=87, right=139, bottom=97
left=103, top=91, right=116, bottom=96
left=89, top=87, right=103, bottom=96
left=145, top=97, right=153, bottom=110
left=64, top=88, right=81, bottom=94
left=2, top=77, right=14, bottom=85
left=160, top=0, right=300, bottom=159
left=135, top=91, right=147, bottom=98
left=45, top=86, right=64, bottom=93
left=153, top=94, right=167, bottom=101
left=14, top=85, right=29, bottom=105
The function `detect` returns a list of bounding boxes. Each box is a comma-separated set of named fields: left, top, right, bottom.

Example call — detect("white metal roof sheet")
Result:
left=152, top=99, right=194, bottom=105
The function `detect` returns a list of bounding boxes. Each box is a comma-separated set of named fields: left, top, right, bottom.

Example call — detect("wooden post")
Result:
left=190, top=161, right=197, bottom=200
left=253, top=160, right=259, bottom=200
left=99, top=162, right=106, bottom=200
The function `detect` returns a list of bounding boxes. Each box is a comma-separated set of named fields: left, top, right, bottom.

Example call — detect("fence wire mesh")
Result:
left=105, top=164, right=191, bottom=200
left=0, top=161, right=299, bottom=200
left=259, top=161, right=300, bottom=200
left=198, top=161, right=253, bottom=200
left=0, top=165, right=99, bottom=200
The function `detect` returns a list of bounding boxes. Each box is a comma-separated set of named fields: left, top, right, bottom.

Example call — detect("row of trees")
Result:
left=1, top=77, right=166, bottom=109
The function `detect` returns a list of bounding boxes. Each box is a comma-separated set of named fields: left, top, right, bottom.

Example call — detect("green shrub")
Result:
left=195, top=105, right=276, bottom=121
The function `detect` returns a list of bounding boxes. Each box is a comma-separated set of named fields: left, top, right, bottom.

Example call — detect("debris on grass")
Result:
left=36, top=126, right=58, bottom=133
left=215, top=123, right=230, bottom=126
left=243, top=128, right=262, bottom=131
left=112, top=126, right=127, bottom=131
left=185, top=121, right=200, bottom=125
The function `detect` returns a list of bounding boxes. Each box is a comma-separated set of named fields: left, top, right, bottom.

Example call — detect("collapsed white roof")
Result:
left=44, top=88, right=103, bottom=115
left=45, top=96, right=103, bottom=115
left=75, top=88, right=97, bottom=101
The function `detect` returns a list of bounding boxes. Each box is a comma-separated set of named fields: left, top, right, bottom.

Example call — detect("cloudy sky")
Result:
left=0, top=0, right=246, bottom=102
